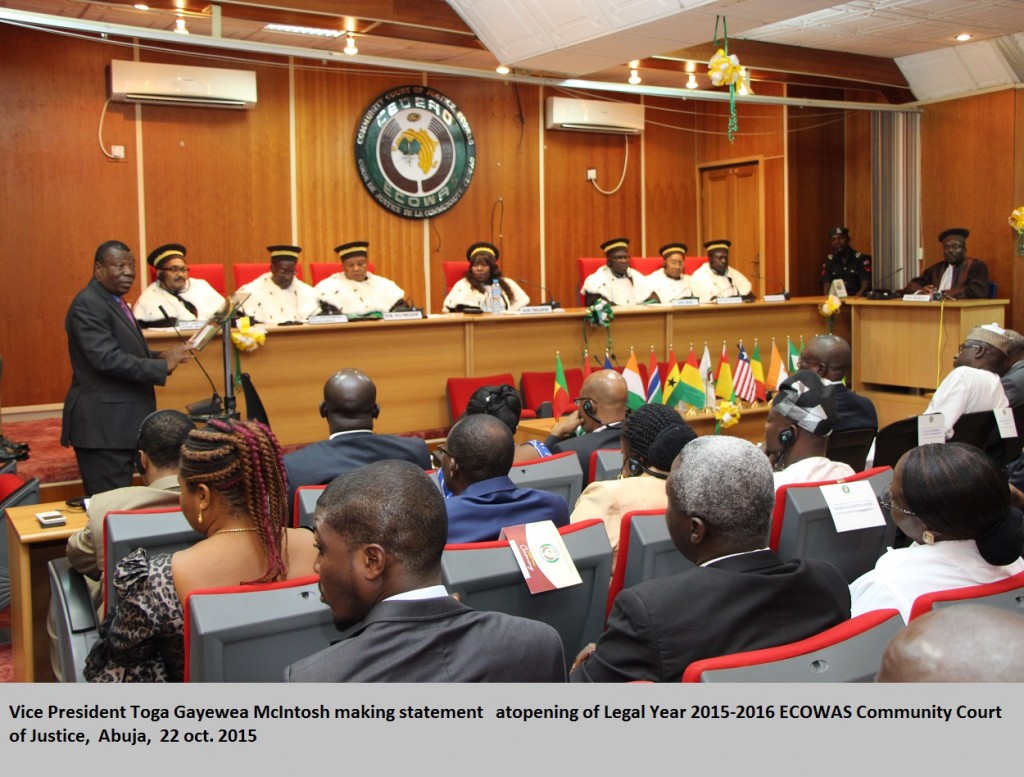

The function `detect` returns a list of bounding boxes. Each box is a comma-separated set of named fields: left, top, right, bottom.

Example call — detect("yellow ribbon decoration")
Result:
left=1009, top=206, right=1024, bottom=234
left=819, top=294, right=842, bottom=317
left=230, top=316, right=267, bottom=353
left=708, top=48, right=742, bottom=87
left=715, top=399, right=741, bottom=429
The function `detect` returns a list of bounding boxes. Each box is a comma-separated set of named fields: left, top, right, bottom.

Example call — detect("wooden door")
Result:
left=700, top=162, right=764, bottom=294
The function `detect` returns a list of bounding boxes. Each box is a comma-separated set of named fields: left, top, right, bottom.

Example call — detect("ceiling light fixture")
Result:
left=737, top=68, right=749, bottom=96
left=496, top=64, right=510, bottom=75
left=627, top=61, right=641, bottom=85
left=344, top=32, right=358, bottom=55
left=173, top=16, right=188, bottom=34
left=133, top=3, right=149, bottom=9
left=956, top=33, right=972, bottom=42
left=686, top=73, right=698, bottom=89
left=264, top=23, right=344, bottom=38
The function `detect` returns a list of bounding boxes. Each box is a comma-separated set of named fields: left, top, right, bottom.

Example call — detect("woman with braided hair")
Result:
left=85, top=419, right=317, bottom=682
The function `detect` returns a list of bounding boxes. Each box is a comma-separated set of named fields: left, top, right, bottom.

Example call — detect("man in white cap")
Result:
left=581, top=237, right=653, bottom=306
left=314, top=241, right=408, bottom=316
left=237, top=245, right=319, bottom=324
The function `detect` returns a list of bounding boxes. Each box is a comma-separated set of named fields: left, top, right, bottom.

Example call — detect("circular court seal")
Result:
left=354, top=85, right=476, bottom=220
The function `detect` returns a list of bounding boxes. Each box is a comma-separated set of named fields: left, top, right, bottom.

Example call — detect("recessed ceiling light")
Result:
left=686, top=73, right=698, bottom=89
left=628, top=60, right=640, bottom=69
left=495, top=64, right=510, bottom=75
left=628, top=68, right=641, bottom=85
left=133, top=3, right=149, bottom=9
left=343, top=33, right=358, bottom=55
left=956, top=33, right=972, bottom=41
left=264, top=23, right=344, bottom=38
left=173, top=16, right=188, bottom=34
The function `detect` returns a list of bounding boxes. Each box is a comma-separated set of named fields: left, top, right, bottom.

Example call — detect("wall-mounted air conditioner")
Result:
left=545, top=97, right=644, bottom=135
left=108, top=60, right=257, bottom=109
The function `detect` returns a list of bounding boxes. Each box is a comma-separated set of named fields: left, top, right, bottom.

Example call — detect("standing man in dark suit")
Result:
left=283, top=368, right=431, bottom=510
left=62, top=240, right=192, bottom=496
left=284, top=460, right=566, bottom=682
left=570, top=435, right=850, bottom=682
left=544, top=369, right=628, bottom=483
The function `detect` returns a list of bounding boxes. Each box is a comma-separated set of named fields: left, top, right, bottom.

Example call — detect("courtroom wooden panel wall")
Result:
left=642, top=96, right=699, bottom=259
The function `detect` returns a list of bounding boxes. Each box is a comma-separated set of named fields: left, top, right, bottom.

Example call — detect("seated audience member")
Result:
left=925, top=323, right=1011, bottom=438
left=545, top=369, right=628, bottom=481
left=66, top=409, right=195, bottom=612
left=570, top=436, right=851, bottom=682
left=442, top=242, right=529, bottom=312
left=315, top=241, right=409, bottom=316
left=765, top=370, right=854, bottom=487
left=581, top=237, right=653, bottom=307
left=284, top=368, right=431, bottom=510
left=133, top=243, right=225, bottom=326
left=820, top=227, right=871, bottom=297
left=84, top=419, right=318, bottom=682
left=441, top=414, right=569, bottom=543
left=900, top=228, right=990, bottom=300
left=570, top=403, right=696, bottom=563
left=689, top=239, right=755, bottom=303
left=464, top=384, right=549, bottom=464
left=284, top=460, right=566, bottom=682
left=1000, top=330, right=1024, bottom=406
left=850, top=443, right=1024, bottom=623
left=797, top=335, right=877, bottom=431
left=876, top=605, right=1024, bottom=682
left=237, top=245, right=319, bottom=324
left=646, top=243, right=695, bottom=303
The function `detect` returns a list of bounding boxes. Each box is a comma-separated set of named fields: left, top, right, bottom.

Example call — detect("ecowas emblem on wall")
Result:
left=354, top=85, right=476, bottom=220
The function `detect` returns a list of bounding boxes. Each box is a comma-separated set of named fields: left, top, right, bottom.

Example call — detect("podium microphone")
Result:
left=751, top=273, right=791, bottom=299
left=866, top=267, right=903, bottom=300
left=159, top=305, right=222, bottom=417
left=514, top=278, right=562, bottom=308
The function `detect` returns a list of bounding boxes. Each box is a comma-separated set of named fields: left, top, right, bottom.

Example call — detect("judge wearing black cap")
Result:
left=581, top=237, right=654, bottom=306
left=820, top=227, right=871, bottom=297
left=690, top=239, right=754, bottom=303
left=646, top=243, right=695, bottom=302
left=442, top=242, right=530, bottom=312
left=314, top=241, right=408, bottom=316
left=132, top=243, right=226, bottom=326
left=237, top=245, right=319, bottom=324
left=900, top=228, right=990, bottom=299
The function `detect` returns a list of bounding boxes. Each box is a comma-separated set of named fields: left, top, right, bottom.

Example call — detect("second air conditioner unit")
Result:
left=545, top=97, right=644, bottom=135
left=108, top=60, right=257, bottom=109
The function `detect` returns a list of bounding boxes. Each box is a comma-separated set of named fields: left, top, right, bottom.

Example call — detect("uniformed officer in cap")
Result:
left=646, top=243, right=695, bottom=302
left=133, top=243, right=226, bottom=326
left=690, top=239, right=754, bottom=303
left=900, top=228, right=991, bottom=299
left=581, top=237, right=654, bottom=306
left=314, top=241, right=409, bottom=316
left=237, top=245, right=319, bottom=324
left=820, top=227, right=871, bottom=297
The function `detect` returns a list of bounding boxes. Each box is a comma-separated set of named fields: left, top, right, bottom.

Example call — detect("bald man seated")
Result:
left=877, top=605, right=1024, bottom=682
left=796, top=335, right=877, bottom=432
left=544, top=369, right=628, bottom=483
left=283, top=368, right=431, bottom=511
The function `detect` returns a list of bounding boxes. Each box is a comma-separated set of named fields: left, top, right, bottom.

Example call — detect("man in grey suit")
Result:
left=283, top=368, right=431, bottom=512
left=61, top=240, right=192, bottom=495
left=570, top=436, right=850, bottom=683
left=285, top=459, right=566, bottom=682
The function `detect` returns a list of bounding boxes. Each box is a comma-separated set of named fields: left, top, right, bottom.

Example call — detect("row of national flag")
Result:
left=553, top=337, right=805, bottom=416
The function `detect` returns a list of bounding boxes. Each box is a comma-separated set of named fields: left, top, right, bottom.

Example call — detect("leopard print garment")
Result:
left=84, top=550, right=185, bottom=682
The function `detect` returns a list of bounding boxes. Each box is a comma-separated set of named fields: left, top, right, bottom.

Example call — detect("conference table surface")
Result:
left=148, top=298, right=842, bottom=446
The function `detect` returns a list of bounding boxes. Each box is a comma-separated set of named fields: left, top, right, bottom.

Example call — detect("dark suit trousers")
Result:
left=74, top=446, right=135, bottom=496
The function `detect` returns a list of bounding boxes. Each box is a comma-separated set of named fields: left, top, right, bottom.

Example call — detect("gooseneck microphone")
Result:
left=514, top=278, right=561, bottom=309
left=159, top=305, right=222, bottom=417
left=866, top=267, right=904, bottom=300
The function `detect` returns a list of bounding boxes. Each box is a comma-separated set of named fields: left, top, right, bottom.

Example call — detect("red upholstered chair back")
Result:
left=908, top=570, right=1024, bottom=621
left=149, top=263, right=227, bottom=295
left=631, top=257, right=664, bottom=275
left=309, top=261, right=376, bottom=286
left=0, top=472, right=27, bottom=501
left=445, top=373, right=516, bottom=425
left=769, top=466, right=890, bottom=552
left=578, top=257, right=663, bottom=303
left=182, top=574, right=321, bottom=682
left=443, top=262, right=466, bottom=293
left=680, top=609, right=903, bottom=682
left=232, top=262, right=268, bottom=289
left=606, top=508, right=671, bottom=619
left=520, top=368, right=583, bottom=414
left=684, top=255, right=708, bottom=275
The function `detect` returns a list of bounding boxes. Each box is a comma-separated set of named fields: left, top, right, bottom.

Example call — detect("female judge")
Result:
left=442, top=242, right=529, bottom=312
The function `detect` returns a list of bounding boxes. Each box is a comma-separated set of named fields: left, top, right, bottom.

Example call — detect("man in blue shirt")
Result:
left=440, top=414, right=569, bottom=543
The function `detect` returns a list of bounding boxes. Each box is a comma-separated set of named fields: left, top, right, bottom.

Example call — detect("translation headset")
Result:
left=580, top=399, right=627, bottom=429
left=626, top=456, right=668, bottom=480
left=773, top=427, right=797, bottom=471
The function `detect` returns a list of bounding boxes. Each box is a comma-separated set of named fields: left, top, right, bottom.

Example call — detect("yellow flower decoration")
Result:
left=715, top=400, right=741, bottom=429
left=230, top=316, right=267, bottom=353
left=1009, top=206, right=1024, bottom=234
left=819, top=294, right=842, bottom=317
left=708, top=48, right=742, bottom=87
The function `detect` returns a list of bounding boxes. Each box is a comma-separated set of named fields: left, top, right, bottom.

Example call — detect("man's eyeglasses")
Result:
left=162, top=265, right=189, bottom=274
left=434, top=446, right=456, bottom=467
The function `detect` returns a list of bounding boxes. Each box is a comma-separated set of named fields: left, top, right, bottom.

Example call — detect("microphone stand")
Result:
left=221, top=318, right=238, bottom=419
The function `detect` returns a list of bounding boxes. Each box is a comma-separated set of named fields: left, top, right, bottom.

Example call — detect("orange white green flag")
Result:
left=766, top=338, right=788, bottom=392
left=622, top=349, right=646, bottom=411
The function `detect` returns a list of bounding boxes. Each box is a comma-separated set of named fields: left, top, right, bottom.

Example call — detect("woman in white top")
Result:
left=850, top=443, right=1024, bottom=622
left=442, top=242, right=529, bottom=312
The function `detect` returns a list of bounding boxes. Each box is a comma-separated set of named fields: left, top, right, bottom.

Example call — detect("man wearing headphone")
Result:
left=283, top=368, right=431, bottom=512
left=545, top=369, right=630, bottom=483
left=65, top=409, right=195, bottom=612
left=764, top=370, right=854, bottom=488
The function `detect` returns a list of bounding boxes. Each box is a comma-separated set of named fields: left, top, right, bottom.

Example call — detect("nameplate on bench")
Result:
left=714, top=296, right=743, bottom=305
left=762, top=294, right=789, bottom=303
left=176, top=320, right=206, bottom=331
left=902, top=294, right=933, bottom=303
left=307, top=314, right=349, bottom=324
left=669, top=298, right=699, bottom=307
left=383, top=310, right=424, bottom=320
left=518, top=305, right=554, bottom=315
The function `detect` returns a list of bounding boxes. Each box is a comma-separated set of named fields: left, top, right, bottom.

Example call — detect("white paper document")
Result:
left=820, top=481, right=886, bottom=533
